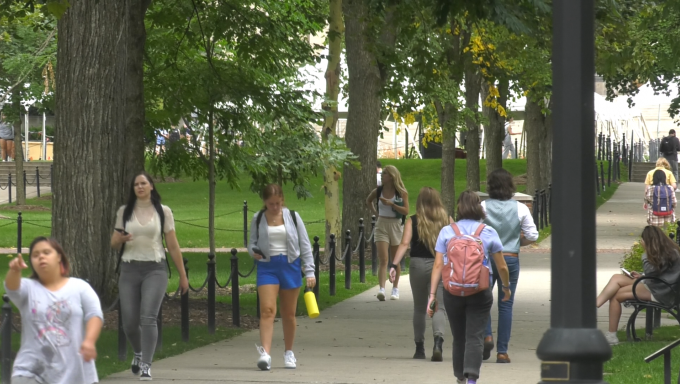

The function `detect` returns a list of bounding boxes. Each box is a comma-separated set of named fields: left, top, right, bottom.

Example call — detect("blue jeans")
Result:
left=485, top=255, right=520, bottom=354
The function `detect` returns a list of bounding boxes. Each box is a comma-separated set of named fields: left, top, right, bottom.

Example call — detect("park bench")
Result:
left=623, top=276, right=680, bottom=342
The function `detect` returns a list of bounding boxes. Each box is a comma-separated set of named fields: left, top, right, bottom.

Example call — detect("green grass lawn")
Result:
left=606, top=326, right=680, bottom=383
left=0, top=159, right=530, bottom=249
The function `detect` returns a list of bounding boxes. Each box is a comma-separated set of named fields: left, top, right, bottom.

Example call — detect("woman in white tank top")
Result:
left=365, top=165, right=409, bottom=301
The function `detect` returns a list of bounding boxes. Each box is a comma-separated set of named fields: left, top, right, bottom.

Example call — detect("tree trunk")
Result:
left=524, top=97, right=544, bottom=196
left=483, top=79, right=507, bottom=176
left=53, top=0, right=133, bottom=302
left=540, top=101, right=553, bottom=189
left=436, top=101, right=457, bottom=215
left=11, top=89, right=25, bottom=205
left=464, top=67, right=481, bottom=192
left=124, top=0, right=150, bottom=177
left=341, top=0, right=383, bottom=241
left=322, top=0, right=343, bottom=252
left=208, top=109, right=216, bottom=254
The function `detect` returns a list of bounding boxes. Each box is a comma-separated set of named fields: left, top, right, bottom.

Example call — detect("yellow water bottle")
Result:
left=304, top=287, right=320, bottom=318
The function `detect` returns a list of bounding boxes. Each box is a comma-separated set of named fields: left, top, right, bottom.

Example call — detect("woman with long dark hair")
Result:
left=428, top=191, right=511, bottom=384
left=389, top=187, right=449, bottom=361
left=5, top=237, right=103, bottom=384
left=481, top=169, right=538, bottom=364
left=110, top=171, right=188, bottom=380
left=248, top=184, right=316, bottom=371
left=597, top=226, right=680, bottom=345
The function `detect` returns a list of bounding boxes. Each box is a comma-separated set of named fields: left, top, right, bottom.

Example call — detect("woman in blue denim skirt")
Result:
left=481, top=169, right=538, bottom=363
left=248, top=184, right=316, bottom=371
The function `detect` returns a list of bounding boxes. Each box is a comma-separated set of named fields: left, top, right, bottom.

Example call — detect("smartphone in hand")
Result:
left=252, top=246, right=267, bottom=260
left=114, top=228, right=128, bottom=236
left=621, top=268, right=633, bottom=278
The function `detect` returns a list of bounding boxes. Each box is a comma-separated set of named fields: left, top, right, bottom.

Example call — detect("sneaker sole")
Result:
left=257, top=360, right=271, bottom=371
left=140, top=376, right=152, bottom=381
left=284, top=365, right=296, bottom=369
left=377, top=292, right=386, bottom=301
left=431, top=351, right=442, bottom=362
left=390, top=295, right=399, bottom=300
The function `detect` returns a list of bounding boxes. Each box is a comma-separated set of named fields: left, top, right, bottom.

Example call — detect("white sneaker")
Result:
left=377, top=289, right=386, bottom=301
left=390, top=288, right=400, bottom=300
left=604, top=332, right=619, bottom=345
left=256, top=345, right=271, bottom=370
left=284, top=350, right=296, bottom=369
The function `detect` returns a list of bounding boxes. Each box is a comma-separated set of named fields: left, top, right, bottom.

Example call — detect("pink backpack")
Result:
left=442, top=223, right=490, bottom=296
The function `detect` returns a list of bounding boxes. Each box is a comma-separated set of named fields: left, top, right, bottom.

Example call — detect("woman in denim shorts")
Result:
left=248, top=184, right=316, bottom=371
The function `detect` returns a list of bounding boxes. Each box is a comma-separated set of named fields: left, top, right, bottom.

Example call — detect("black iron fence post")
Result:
left=515, top=138, right=518, bottom=159
left=35, top=167, right=40, bottom=197
left=243, top=201, right=248, bottom=248
left=359, top=218, right=366, bottom=283
left=345, top=230, right=352, bottom=290
left=548, top=184, right=552, bottom=225
left=2, top=295, right=13, bottom=384
left=607, top=158, right=612, bottom=187
left=542, top=190, right=548, bottom=228
left=230, top=248, right=240, bottom=327
left=7, top=173, right=11, bottom=204
left=595, top=162, right=601, bottom=196
left=22, top=170, right=26, bottom=196
left=539, top=190, right=545, bottom=230
left=50, top=164, right=53, bottom=187
left=533, top=190, right=540, bottom=229
left=207, top=253, right=216, bottom=334
left=329, top=234, right=336, bottom=296
left=118, top=300, right=127, bottom=361
left=600, top=162, right=606, bottom=192
left=628, top=144, right=633, bottom=181
left=17, top=212, right=22, bottom=252
left=181, top=258, right=189, bottom=342
left=371, top=216, right=377, bottom=276
left=313, top=236, right=320, bottom=301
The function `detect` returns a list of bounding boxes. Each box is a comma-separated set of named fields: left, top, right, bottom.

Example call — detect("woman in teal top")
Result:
left=481, top=169, right=538, bottom=364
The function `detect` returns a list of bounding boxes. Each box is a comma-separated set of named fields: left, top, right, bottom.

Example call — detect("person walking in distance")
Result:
left=111, top=171, right=189, bottom=381
left=389, top=187, right=449, bottom=361
left=4, top=237, right=104, bottom=384
left=659, top=129, right=680, bottom=188
left=248, top=184, right=316, bottom=371
left=366, top=165, right=410, bottom=301
left=644, top=157, right=677, bottom=193
left=481, top=169, right=538, bottom=364
left=428, top=191, right=511, bottom=384
left=376, top=160, right=383, bottom=186
left=645, top=169, right=677, bottom=227
left=502, top=117, right=515, bottom=159
left=0, top=111, right=15, bottom=161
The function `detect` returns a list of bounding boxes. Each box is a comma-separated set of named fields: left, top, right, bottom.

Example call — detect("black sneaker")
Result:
left=140, top=363, right=152, bottom=381
left=131, top=354, right=142, bottom=375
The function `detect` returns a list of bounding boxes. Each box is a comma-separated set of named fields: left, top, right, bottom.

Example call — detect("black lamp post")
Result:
left=535, top=1, right=612, bottom=383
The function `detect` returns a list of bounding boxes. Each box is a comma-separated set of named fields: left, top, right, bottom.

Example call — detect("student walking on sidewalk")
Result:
left=366, top=165, right=409, bottom=301
left=481, top=169, right=538, bottom=364
left=5, top=237, right=103, bottom=384
left=248, top=184, right=316, bottom=371
left=111, top=171, right=189, bottom=381
left=389, top=187, right=449, bottom=361
left=428, top=191, right=511, bottom=384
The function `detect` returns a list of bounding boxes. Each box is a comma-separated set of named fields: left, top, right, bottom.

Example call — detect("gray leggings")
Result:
left=119, top=261, right=168, bottom=365
left=410, top=257, right=446, bottom=342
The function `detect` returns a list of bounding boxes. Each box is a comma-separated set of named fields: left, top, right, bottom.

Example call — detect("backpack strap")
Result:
left=158, top=204, right=172, bottom=279
left=376, top=185, right=384, bottom=209
left=290, top=210, right=298, bottom=229
left=450, top=222, right=462, bottom=237
left=473, top=223, right=486, bottom=237
left=255, top=209, right=266, bottom=240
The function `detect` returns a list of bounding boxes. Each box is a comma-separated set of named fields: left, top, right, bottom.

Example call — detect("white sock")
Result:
left=379, top=287, right=385, bottom=292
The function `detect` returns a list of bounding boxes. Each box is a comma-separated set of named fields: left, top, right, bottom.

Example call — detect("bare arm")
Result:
left=165, top=230, right=189, bottom=292
left=5, top=254, right=26, bottom=291
left=84, top=317, right=103, bottom=345
left=366, top=189, right=378, bottom=215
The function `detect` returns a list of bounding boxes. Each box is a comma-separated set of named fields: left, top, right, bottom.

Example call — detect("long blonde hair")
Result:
left=415, top=187, right=449, bottom=255
left=382, top=165, right=407, bottom=197
left=657, top=157, right=671, bottom=170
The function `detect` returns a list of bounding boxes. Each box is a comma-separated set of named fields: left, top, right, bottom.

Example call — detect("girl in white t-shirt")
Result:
left=5, top=237, right=103, bottom=384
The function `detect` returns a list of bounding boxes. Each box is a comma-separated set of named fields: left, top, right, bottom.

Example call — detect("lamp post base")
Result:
left=537, top=328, right=612, bottom=383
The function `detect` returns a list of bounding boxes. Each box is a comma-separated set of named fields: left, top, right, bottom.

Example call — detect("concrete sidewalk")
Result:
left=0, top=184, right=51, bottom=205
left=98, top=182, right=651, bottom=383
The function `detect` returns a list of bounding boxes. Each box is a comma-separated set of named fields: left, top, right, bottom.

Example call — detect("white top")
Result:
left=115, top=202, right=175, bottom=263
left=5, top=278, right=103, bottom=384
left=267, top=225, right=288, bottom=255
left=378, top=193, right=397, bottom=217
left=377, top=171, right=382, bottom=186
left=481, top=200, right=539, bottom=241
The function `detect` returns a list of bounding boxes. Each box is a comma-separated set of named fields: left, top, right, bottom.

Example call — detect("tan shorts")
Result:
left=375, top=217, right=403, bottom=246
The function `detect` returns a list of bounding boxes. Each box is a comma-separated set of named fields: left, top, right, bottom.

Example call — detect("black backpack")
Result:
left=116, top=203, right=172, bottom=277
left=168, top=129, right=180, bottom=144
left=376, top=185, right=406, bottom=225
left=661, top=136, right=674, bottom=156
left=255, top=209, right=298, bottom=239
